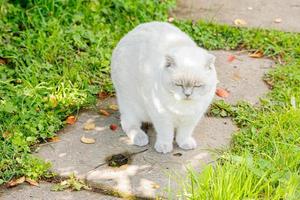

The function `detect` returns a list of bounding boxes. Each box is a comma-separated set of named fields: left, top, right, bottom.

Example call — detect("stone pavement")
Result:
left=173, top=0, right=300, bottom=32
left=1, top=182, right=119, bottom=200
left=32, top=51, right=272, bottom=199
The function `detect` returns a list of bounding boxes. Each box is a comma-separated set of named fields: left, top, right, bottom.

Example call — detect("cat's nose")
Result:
left=183, top=88, right=193, bottom=98
left=185, top=93, right=191, bottom=98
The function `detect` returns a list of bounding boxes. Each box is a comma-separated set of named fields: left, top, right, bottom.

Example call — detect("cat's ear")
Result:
left=165, top=55, right=176, bottom=68
left=206, top=54, right=216, bottom=70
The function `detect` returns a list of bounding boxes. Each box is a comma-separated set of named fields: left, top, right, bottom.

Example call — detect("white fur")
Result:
left=111, top=22, right=217, bottom=153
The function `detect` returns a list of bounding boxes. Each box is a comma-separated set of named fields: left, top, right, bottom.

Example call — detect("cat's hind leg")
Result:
left=120, top=113, right=149, bottom=147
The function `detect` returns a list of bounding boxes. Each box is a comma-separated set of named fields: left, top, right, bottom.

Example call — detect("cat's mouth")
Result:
left=184, top=97, right=192, bottom=101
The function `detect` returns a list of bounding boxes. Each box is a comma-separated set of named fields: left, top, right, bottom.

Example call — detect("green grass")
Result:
left=0, top=1, right=299, bottom=199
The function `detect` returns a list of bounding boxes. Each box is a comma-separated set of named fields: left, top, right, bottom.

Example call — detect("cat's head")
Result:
left=161, top=46, right=217, bottom=101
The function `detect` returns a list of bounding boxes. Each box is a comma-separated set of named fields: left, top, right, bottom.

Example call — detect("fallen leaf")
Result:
left=168, top=17, right=174, bottom=23
left=99, top=109, right=110, bottom=116
left=47, top=136, right=61, bottom=143
left=0, top=57, right=8, bottom=65
left=25, top=178, right=39, bottom=186
left=97, top=92, right=109, bottom=100
left=108, top=104, right=118, bottom=111
left=232, top=72, right=241, bottom=81
left=66, top=116, right=76, bottom=125
left=274, top=18, right=282, bottom=23
left=152, top=183, right=160, bottom=189
left=227, top=55, right=236, bottom=62
left=216, top=88, right=229, bottom=98
left=84, top=122, right=96, bottom=130
left=80, top=135, right=96, bottom=144
left=7, top=176, right=25, bottom=187
left=110, top=124, right=118, bottom=131
left=249, top=51, right=263, bottom=58
left=234, top=19, right=247, bottom=26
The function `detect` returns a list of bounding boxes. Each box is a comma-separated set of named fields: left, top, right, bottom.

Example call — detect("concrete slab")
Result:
left=173, top=0, right=300, bottom=32
left=35, top=51, right=273, bottom=198
left=213, top=50, right=273, bottom=104
left=0, top=182, right=119, bottom=200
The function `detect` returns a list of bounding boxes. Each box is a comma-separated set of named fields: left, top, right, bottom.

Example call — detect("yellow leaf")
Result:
left=234, top=19, right=247, bottom=26
left=84, top=122, right=96, bottom=130
left=249, top=51, right=264, bottom=58
left=80, top=135, right=96, bottom=144
left=99, top=109, right=110, bottom=116
left=25, top=178, right=39, bottom=186
left=108, top=104, right=118, bottom=111
left=7, top=176, right=25, bottom=187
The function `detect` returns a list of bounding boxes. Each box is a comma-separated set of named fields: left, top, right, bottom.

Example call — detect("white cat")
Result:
left=111, top=22, right=217, bottom=153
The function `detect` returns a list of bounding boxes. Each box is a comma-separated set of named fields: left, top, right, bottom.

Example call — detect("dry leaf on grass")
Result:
left=47, top=136, right=61, bottom=143
left=99, top=109, right=110, bottom=116
left=110, top=124, right=118, bottom=131
left=7, top=176, right=25, bottom=187
left=80, top=135, right=96, bottom=144
left=97, top=92, right=109, bottom=100
left=2, top=131, right=12, bottom=139
left=227, top=55, right=236, bottom=62
left=0, top=57, right=8, bottom=65
left=66, top=116, right=76, bottom=125
left=249, top=51, right=263, bottom=58
left=168, top=17, right=174, bottom=23
left=25, top=178, right=39, bottom=186
left=84, top=122, right=96, bottom=130
left=108, top=104, right=118, bottom=111
left=234, top=19, right=247, bottom=26
left=216, top=88, right=230, bottom=98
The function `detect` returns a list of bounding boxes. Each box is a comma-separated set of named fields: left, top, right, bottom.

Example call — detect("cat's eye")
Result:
left=194, top=84, right=204, bottom=88
left=175, top=83, right=183, bottom=87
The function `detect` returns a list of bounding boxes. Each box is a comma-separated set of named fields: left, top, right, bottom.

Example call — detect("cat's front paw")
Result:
left=154, top=141, right=173, bottom=154
left=177, top=137, right=197, bottom=150
left=130, top=130, right=149, bottom=146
